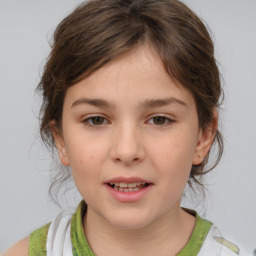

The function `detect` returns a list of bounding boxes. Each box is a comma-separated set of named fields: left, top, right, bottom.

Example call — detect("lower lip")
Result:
left=105, top=184, right=153, bottom=203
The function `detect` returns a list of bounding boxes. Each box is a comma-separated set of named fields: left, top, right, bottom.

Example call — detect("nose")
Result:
left=110, top=122, right=145, bottom=166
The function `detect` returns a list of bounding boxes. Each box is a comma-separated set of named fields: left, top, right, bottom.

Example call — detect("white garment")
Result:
left=46, top=210, right=73, bottom=256
left=198, top=225, right=238, bottom=256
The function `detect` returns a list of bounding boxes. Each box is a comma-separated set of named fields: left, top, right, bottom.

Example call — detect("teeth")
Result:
left=113, top=186, right=140, bottom=192
left=110, top=182, right=145, bottom=188
left=120, top=182, right=127, bottom=188
left=109, top=182, right=148, bottom=192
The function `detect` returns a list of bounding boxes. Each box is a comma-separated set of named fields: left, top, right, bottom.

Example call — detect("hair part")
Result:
left=38, top=0, right=223, bottom=202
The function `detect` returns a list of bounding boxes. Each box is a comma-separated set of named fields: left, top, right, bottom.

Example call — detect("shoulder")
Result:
left=4, top=222, right=51, bottom=256
left=3, top=237, right=29, bottom=256
left=29, top=222, right=50, bottom=255
left=3, top=203, right=82, bottom=256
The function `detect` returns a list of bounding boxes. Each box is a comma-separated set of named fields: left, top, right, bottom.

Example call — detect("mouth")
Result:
left=105, top=178, right=153, bottom=202
left=107, top=182, right=150, bottom=192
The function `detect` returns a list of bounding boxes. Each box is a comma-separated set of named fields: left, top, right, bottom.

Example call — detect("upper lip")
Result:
left=105, top=176, right=152, bottom=184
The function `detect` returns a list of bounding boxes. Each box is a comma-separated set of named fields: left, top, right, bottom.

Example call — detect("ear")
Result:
left=50, top=121, right=70, bottom=166
left=192, top=110, right=218, bottom=165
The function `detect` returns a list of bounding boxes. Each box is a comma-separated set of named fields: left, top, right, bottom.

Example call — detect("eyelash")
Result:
left=82, top=116, right=109, bottom=126
left=147, top=116, right=174, bottom=126
left=82, top=115, right=175, bottom=127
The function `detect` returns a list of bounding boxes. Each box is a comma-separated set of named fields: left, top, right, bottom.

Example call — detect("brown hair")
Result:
left=38, top=0, right=223, bottom=200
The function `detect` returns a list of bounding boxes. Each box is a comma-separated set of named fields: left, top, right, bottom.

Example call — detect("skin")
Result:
left=3, top=237, right=29, bottom=256
left=5, top=45, right=216, bottom=256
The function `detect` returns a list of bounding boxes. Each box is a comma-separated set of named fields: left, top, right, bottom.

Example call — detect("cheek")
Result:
left=65, top=137, right=107, bottom=178
left=151, top=139, right=193, bottom=203
left=148, top=130, right=196, bottom=184
left=66, top=141, right=106, bottom=200
left=155, top=133, right=195, bottom=164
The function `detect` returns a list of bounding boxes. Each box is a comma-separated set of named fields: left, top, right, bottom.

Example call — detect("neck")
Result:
left=83, top=205, right=196, bottom=256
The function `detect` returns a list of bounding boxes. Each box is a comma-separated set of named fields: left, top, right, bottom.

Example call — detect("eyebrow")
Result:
left=139, top=98, right=188, bottom=108
left=71, top=97, right=187, bottom=109
left=71, top=98, right=114, bottom=108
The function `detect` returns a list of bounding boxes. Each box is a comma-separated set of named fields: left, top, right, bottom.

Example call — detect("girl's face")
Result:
left=54, top=46, right=214, bottom=230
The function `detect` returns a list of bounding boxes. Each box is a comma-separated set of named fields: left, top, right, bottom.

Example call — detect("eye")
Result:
left=82, top=116, right=108, bottom=126
left=148, top=116, right=174, bottom=125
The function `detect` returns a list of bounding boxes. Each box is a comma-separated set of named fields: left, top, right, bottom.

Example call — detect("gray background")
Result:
left=0, top=0, right=255, bottom=253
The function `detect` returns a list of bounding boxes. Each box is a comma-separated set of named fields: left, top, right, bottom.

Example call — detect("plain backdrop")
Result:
left=0, top=0, right=255, bottom=253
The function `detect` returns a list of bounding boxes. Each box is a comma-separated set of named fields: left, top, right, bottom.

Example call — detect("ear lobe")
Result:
left=192, top=111, right=218, bottom=165
left=50, top=121, right=70, bottom=166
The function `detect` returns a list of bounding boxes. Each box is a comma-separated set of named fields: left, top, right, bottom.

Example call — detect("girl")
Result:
left=5, top=0, right=243, bottom=255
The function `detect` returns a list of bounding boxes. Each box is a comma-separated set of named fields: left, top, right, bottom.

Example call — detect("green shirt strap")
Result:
left=177, top=210, right=212, bottom=256
left=29, top=222, right=50, bottom=256
left=71, top=201, right=95, bottom=255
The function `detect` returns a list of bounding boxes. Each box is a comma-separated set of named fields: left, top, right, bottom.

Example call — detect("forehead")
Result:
left=64, top=45, right=195, bottom=109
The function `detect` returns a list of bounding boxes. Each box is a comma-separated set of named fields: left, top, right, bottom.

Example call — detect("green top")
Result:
left=29, top=201, right=212, bottom=256
left=177, top=209, right=212, bottom=256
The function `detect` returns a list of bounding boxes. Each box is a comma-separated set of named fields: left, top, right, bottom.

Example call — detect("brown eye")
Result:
left=152, top=116, right=167, bottom=125
left=91, top=117, right=105, bottom=125
left=82, top=116, right=109, bottom=127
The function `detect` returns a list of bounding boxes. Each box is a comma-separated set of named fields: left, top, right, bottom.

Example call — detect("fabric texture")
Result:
left=29, top=223, right=50, bottom=256
left=71, top=202, right=94, bottom=255
left=28, top=201, right=241, bottom=256
left=177, top=210, right=212, bottom=256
